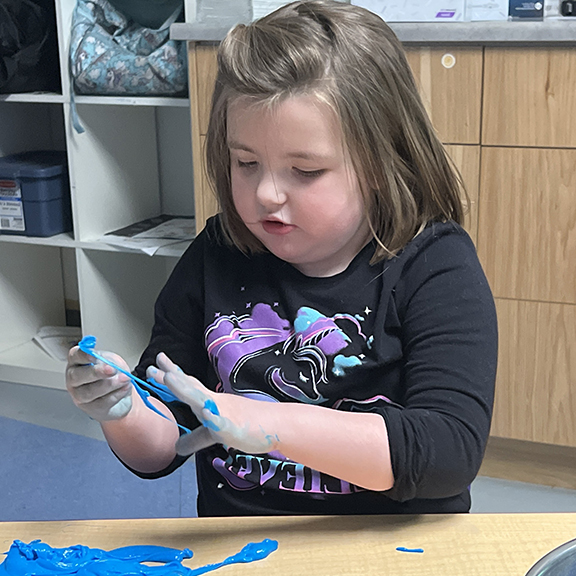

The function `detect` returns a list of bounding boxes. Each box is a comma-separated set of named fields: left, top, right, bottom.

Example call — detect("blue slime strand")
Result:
left=0, top=539, right=278, bottom=576
left=188, top=539, right=279, bottom=576
left=78, top=336, right=191, bottom=434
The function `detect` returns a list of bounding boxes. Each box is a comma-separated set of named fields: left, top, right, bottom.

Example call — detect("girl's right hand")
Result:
left=66, top=346, right=133, bottom=422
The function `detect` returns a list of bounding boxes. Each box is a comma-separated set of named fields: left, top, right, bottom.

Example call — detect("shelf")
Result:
left=0, top=94, right=190, bottom=107
left=0, top=341, right=67, bottom=390
left=0, top=234, right=193, bottom=258
left=74, top=95, right=190, bottom=107
left=0, top=233, right=76, bottom=249
left=0, top=93, right=66, bottom=104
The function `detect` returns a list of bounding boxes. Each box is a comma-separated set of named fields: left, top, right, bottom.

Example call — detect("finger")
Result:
left=66, top=362, right=117, bottom=390
left=73, top=377, right=131, bottom=405
left=175, top=426, right=216, bottom=456
left=68, top=346, right=97, bottom=367
left=146, top=365, right=166, bottom=385
left=155, top=352, right=183, bottom=374
left=163, top=370, right=209, bottom=410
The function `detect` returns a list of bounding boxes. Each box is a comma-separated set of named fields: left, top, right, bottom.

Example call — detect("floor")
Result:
left=2, top=379, right=576, bottom=522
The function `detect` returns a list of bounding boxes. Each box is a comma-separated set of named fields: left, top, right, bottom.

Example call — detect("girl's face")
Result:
left=228, top=94, right=370, bottom=278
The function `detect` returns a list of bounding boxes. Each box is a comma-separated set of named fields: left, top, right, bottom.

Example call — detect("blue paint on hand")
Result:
left=78, top=335, right=191, bottom=434
left=203, top=399, right=220, bottom=416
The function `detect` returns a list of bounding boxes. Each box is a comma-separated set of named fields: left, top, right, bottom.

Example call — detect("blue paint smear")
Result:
left=0, top=539, right=278, bottom=576
left=201, top=399, right=221, bottom=432
left=203, top=399, right=220, bottom=416
left=78, top=336, right=191, bottom=434
left=396, top=547, right=424, bottom=553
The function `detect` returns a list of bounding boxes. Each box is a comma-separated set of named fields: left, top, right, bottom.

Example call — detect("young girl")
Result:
left=66, top=0, right=497, bottom=516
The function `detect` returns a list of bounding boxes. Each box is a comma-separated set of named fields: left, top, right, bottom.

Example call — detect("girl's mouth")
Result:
left=262, top=220, right=296, bottom=235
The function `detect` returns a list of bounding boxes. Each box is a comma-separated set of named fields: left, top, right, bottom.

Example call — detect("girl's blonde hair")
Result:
left=205, top=0, right=465, bottom=261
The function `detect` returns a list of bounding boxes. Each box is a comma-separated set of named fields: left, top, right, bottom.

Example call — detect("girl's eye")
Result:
left=237, top=160, right=257, bottom=169
left=294, top=168, right=325, bottom=178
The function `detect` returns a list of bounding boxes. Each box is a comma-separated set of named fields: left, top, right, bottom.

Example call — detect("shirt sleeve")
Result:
left=124, top=225, right=215, bottom=478
left=381, top=225, right=498, bottom=502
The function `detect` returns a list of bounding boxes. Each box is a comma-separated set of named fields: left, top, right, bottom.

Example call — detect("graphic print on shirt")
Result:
left=204, top=301, right=394, bottom=495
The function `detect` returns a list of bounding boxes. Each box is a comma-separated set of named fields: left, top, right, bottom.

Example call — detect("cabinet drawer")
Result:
left=491, top=298, right=576, bottom=447
left=444, top=144, right=480, bottom=244
left=477, top=146, right=576, bottom=304
left=483, top=47, right=576, bottom=148
left=406, top=47, right=483, bottom=145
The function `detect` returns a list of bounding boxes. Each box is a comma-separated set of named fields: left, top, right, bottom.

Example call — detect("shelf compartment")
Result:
left=0, top=103, right=65, bottom=157
left=76, top=249, right=177, bottom=366
left=0, top=341, right=66, bottom=390
left=0, top=243, right=68, bottom=387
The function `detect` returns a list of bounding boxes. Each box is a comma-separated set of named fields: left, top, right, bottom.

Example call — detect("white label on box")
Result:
left=0, top=180, right=25, bottom=231
left=352, top=0, right=465, bottom=21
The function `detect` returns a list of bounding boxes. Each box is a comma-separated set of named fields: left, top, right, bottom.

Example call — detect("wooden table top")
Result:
left=1, top=513, right=575, bottom=575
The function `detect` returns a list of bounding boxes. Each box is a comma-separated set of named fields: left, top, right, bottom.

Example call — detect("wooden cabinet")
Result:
left=445, top=144, right=480, bottom=244
left=483, top=47, right=576, bottom=148
left=405, top=47, right=483, bottom=145
left=188, top=44, right=218, bottom=230
left=492, top=299, right=576, bottom=446
left=479, top=47, right=576, bottom=448
left=478, top=146, right=576, bottom=304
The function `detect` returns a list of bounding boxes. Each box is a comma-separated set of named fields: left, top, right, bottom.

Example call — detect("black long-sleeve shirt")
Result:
left=133, top=215, right=497, bottom=516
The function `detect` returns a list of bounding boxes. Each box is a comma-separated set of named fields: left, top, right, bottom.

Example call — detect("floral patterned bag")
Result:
left=69, top=0, right=187, bottom=97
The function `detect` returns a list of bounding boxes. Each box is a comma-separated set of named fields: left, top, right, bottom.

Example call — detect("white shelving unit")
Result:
left=0, top=0, right=195, bottom=390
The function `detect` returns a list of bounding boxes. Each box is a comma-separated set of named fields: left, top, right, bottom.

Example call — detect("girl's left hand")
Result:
left=147, top=353, right=280, bottom=456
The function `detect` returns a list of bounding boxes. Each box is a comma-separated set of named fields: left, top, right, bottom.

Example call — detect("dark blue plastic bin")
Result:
left=0, top=151, right=71, bottom=237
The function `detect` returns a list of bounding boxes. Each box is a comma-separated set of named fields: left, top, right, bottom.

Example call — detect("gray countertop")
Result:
left=171, top=19, right=576, bottom=44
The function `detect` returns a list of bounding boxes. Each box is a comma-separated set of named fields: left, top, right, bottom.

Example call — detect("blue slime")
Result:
left=0, top=539, right=278, bottom=576
left=78, top=335, right=191, bottom=434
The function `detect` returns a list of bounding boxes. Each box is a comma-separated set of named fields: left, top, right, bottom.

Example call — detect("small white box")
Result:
left=352, top=0, right=465, bottom=22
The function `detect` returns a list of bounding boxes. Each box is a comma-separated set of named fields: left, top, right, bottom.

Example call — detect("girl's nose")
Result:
left=255, top=173, right=287, bottom=208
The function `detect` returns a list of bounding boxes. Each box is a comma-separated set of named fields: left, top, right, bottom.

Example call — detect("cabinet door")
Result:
left=405, top=47, right=483, bottom=145
left=483, top=47, right=576, bottom=147
left=492, top=298, right=576, bottom=447
left=188, top=43, right=219, bottom=231
left=444, top=144, right=480, bottom=244
left=477, top=147, right=576, bottom=304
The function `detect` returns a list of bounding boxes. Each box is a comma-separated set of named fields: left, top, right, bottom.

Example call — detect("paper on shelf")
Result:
left=33, top=326, right=82, bottom=362
left=97, top=215, right=195, bottom=256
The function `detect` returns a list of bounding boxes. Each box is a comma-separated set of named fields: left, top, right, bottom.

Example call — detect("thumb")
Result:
left=176, top=426, right=216, bottom=456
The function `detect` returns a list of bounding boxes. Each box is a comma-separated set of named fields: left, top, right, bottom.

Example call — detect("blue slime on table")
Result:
left=0, top=538, right=279, bottom=575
